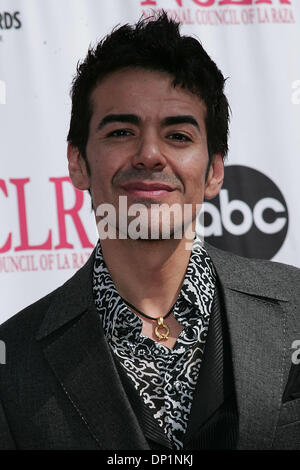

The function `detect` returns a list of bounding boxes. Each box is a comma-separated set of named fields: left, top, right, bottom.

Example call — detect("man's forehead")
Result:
left=89, top=67, right=206, bottom=121
left=91, top=67, right=201, bottom=99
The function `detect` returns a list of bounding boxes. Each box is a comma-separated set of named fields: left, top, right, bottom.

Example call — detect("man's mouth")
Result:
left=120, top=181, right=175, bottom=198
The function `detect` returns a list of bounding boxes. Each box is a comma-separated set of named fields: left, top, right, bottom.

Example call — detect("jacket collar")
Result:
left=36, top=248, right=96, bottom=341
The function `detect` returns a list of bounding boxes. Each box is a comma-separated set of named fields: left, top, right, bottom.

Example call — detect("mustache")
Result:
left=112, top=170, right=184, bottom=190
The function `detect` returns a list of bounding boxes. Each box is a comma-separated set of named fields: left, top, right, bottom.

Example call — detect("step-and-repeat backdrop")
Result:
left=1, top=0, right=299, bottom=323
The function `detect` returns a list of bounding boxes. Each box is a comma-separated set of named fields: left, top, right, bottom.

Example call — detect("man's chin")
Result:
left=115, top=223, right=195, bottom=241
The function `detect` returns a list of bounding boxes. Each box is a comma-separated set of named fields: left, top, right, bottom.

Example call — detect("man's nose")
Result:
left=131, top=132, right=167, bottom=171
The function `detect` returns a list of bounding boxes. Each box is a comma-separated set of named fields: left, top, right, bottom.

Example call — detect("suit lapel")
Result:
left=36, top=249, right=149, bottom=450
left=205, top=243, right=289, bottom=449
left=184, top=282, right=227, bottom=443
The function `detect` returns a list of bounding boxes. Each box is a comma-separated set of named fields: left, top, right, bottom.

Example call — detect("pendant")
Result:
left=154, top=316, right=170, bottom=340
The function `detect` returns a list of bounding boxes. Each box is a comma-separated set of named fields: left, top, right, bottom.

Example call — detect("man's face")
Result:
left=68, top=67, right=223, bottom=238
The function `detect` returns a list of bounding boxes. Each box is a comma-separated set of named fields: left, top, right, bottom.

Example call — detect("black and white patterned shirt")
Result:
left=93, top=237, right=216, bottom=449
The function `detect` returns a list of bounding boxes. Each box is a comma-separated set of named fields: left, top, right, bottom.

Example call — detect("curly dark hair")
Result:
left=67, top=11, right=230, bottom=173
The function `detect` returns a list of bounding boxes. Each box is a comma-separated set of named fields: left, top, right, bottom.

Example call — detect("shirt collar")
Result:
left=180, top=236, right=216, bottom=311
left=93, top=236, right=216, bottom=324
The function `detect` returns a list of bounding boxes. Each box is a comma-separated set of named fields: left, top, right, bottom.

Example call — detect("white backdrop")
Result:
left=1, top=0, right=299, bottom=323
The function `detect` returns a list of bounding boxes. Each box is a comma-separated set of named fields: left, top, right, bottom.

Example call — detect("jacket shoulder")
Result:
left=205, top=242, right=300, bottom=271
left=0, top=287, right=59, bottom=347
left=205, top=242, right=300, bottom=302
left=0, top=247, right=96, bottom=342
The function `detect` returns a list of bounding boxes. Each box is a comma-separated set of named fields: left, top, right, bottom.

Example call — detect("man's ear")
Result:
left=204, top=153, right=224, bottom=199
left=67, top=142, right=90, bottom=190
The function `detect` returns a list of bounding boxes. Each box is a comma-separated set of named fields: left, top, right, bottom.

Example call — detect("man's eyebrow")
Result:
left=96, top=113, right=200, bottom=132
left=162, top=115, right=200, bottom=131
left=97, top=114, right=140, bottom=131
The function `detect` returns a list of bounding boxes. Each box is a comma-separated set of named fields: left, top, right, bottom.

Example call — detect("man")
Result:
left=0, top=13, right=299, bottom=450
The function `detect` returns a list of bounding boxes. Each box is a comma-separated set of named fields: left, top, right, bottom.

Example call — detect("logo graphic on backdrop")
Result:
left=140, top=0, right=295, bottom=26
left=0, top=11, right=21, bottom=41
left=203, top=165, right=289, bottom=259
left=0, top=177, right=94, bottom=274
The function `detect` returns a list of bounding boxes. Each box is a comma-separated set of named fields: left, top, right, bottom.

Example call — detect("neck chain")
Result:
left=122, top=298, right=176, bottom=340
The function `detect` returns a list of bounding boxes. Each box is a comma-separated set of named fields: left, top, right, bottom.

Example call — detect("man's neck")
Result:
left=100, top=235, right=194, bottom=315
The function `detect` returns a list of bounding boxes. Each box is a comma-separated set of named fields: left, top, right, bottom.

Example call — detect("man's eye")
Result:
left=107, top=129, right=133, bottom=138
left=168, top=133, right=191, bottom=142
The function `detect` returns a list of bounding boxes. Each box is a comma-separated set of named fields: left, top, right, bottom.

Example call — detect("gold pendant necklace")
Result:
left=154, top=316, right=170, bottom=340
left=121, top=298, right=175, bottom=340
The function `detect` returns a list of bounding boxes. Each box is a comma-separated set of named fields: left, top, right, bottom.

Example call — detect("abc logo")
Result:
left=203, top=165, right=289, bottom=259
